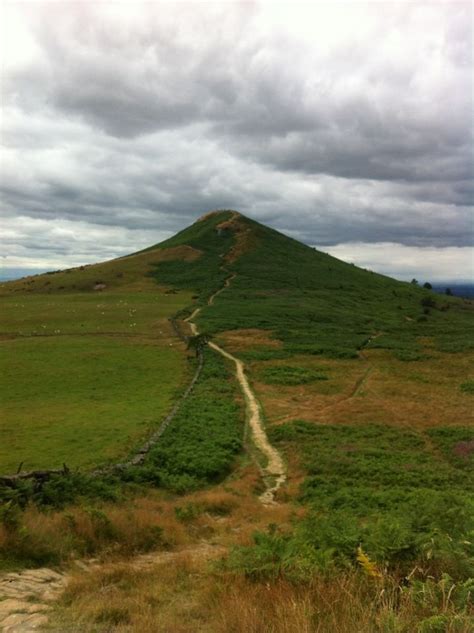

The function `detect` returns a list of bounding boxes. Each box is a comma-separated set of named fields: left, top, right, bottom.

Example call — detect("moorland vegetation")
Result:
left=0, top=210, right=472, bottom=632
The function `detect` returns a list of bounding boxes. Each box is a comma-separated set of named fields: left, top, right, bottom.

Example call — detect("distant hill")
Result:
left=2, top=210, right=473, bottom=358
left=432, top=284, right=474, bottom=299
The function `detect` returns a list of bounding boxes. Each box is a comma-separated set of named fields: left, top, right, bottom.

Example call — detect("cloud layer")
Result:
left=1, top=1, right=472, bottom=280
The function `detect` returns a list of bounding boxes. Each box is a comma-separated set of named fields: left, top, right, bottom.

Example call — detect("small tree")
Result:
left=423, top=282, right=432, bottom=290
left=421, top=297, right=436, bottom=309
left=411, top=278, right=418, bottom=285
left=187, top=333, right=211, bottom=357
left=445, top=288, right=453, bottom=296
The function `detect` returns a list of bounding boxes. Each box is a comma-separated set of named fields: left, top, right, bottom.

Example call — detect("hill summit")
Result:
left=2, top=210, right=471, bottom=359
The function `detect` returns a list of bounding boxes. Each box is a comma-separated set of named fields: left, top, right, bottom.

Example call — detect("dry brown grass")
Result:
left=250, top=350, right=474, bottom=431
left=168, top=463, right=301, bottom=550
left=1, top=494, right=191, bottom=567
left=248, top=355, right=359, bottom=426
left=0, top=245, right=201, bottom=296
left=53, top=555, right=207, bottom=632
left=206, top=574, right=474, bottom=633
left=50, top=562, right=473, bottom=633
left=217, top=328, right=282, bottom=353
left=0, top=523, right=8, bottom=551
left=1, top=458, right=298, bottom=572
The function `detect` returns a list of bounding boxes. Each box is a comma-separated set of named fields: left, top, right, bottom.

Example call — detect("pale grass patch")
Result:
left=258, top=349, right=474, bottom=432
left=217, top=329, right=282, bottom=354
left=0, top=494, right=190, bottom=566
left=52, top=566, right=474, bottom=633
left=190, top=489, right=239, bottom=516
left=54, top=554, right=211, bottom=632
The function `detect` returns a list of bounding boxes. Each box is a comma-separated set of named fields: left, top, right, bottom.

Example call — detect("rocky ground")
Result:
left=0, top=568, right=65, bottom=632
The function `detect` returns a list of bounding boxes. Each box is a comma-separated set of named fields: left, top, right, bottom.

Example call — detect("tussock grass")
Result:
left=0, top=495, right=189, bottom=569
left=50, top=560, right=474, bottom=632
left=257, top=365, right=328, bottom=386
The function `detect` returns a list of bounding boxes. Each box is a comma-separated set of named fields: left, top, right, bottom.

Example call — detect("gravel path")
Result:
left=185, top=275, right=286, bottom=504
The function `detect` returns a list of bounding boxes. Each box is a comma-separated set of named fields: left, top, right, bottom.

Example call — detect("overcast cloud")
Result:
left=1, top=0, right=473, bottom=281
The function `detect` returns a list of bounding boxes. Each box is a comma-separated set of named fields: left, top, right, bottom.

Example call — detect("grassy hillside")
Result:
left=149, top=211, right=474, bottom=359
left=1, top=210, right=472, bottom=473
left=0, top=244, right=201, bottom=296
left=1, top=210, right=473, bottom=632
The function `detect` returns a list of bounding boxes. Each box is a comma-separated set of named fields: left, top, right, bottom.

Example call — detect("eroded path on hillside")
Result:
left=184, top=276, right=286, bottom=505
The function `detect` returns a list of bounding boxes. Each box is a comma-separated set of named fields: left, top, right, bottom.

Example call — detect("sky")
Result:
left=1, top=0, right=473, bottom=282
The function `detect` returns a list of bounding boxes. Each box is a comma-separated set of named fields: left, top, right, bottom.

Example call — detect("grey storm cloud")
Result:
left=0, top=1, right=473, bottom=278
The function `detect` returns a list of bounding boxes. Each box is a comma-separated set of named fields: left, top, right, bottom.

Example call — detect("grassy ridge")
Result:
left=150, top=212, right=474, bottom=359
left=148, top=211, right=236, bottom=303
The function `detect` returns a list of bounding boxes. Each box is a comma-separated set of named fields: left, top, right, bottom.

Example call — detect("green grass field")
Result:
left=0, top=291, right=192, bottom=473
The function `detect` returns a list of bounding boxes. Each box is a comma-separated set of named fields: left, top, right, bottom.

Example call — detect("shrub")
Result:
left=421, top=297, right=437, bottom=309
left=460, top=380, right=474, bottom=394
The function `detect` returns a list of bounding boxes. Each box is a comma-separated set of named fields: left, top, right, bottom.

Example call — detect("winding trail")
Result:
left=184, top=275, right=286, bottom=505
left=0, top=272, right=287, bottom=630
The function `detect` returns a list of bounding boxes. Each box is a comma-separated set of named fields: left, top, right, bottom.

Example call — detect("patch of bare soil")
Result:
left=136, top=244, right=202, bottom=264
left=216, top=215, right=257, bottom=263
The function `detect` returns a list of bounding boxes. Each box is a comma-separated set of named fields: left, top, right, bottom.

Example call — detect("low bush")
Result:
left=459, top=380, right=474, bottom=394
left=0, top=472, right=121, bottom=511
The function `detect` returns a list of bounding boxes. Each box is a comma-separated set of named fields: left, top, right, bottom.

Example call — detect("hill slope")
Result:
left=2, top=209, right=472, bottom=359
left=148, top=210, right=473, bottom=359
left=1, top=211, right=473, bottom=633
